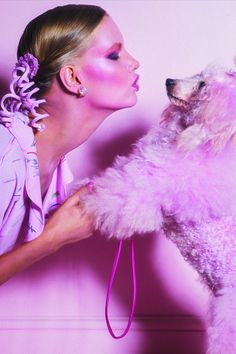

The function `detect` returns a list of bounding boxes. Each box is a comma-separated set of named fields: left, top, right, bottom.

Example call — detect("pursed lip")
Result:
left=132, top=74, right=140, bottom=91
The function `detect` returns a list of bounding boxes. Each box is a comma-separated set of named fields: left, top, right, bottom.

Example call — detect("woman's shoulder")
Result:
left=0, top=124, right=14, bottom=152
left=0, top=123, right=25, bottom=169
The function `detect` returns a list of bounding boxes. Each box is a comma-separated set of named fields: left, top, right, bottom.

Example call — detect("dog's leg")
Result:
left=84, top=155, right=164, bottom=238
left=83, top=135, right=169, bottom=239
left=207, top=288, right=236, bottom=354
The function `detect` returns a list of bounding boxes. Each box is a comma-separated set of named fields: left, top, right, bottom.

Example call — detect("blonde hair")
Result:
left=17, top=4, right=106, bottom=97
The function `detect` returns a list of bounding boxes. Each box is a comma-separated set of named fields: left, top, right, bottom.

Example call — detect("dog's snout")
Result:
left=166, top=78, right=176, bottom=88
left=198, top=81, right=206, bottom=89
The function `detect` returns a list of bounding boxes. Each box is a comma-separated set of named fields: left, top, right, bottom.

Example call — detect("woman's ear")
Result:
left=59, top=65, right=81, bottom=94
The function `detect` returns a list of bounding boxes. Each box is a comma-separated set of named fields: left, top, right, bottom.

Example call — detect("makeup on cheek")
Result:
left=83, top=54, right=126, bottom=83
left=81, top=43, right=130, bottom=87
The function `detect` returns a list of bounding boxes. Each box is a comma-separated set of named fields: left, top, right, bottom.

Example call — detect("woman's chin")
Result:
left=122, top=90, right=139, bottom=108
left=125, top=94, right=138, bottom=107
left=101, top=94, right=138, bottom=113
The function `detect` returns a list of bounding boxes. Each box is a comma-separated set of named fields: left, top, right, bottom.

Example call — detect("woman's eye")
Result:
left=107, top=51, right=120, bottom=60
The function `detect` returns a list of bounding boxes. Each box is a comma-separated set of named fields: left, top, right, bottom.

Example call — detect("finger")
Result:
left=77, top=182, right=94, bottom=197
left=68, top=182, right=94, bottom=206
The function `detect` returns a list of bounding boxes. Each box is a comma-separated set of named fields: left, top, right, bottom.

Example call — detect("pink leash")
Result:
left=105, top=239, right=136, bottom=339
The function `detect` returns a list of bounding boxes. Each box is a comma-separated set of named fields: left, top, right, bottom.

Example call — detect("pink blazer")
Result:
left=0, top=112, right=73, bottom=255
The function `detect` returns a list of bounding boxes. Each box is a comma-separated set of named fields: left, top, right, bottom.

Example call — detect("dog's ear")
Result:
left=209, top=124, right=236, bottom=152
left=199, top=85, right=236, bottom=151
left=177, top=122, right=236, bottom=154
left=200, top=84, right=234, bottom=128
left=177, top=124, right=207, bottom=152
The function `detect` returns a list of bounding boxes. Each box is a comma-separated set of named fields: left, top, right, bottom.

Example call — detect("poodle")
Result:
left=84, top=63, right=236, bottom=354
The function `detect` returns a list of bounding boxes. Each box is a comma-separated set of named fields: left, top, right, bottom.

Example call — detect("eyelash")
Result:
left=107, top=51, right=120, bottom=60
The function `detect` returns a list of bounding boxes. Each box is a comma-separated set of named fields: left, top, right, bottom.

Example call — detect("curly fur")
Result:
left=83, top=64, right=236, bottom=353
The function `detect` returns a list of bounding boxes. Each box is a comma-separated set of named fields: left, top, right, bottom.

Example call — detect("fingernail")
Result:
left=86, top=181, right=94, bottom=192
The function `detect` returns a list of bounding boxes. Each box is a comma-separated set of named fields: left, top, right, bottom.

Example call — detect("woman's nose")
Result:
left=128, top=55, right=140, bottom=72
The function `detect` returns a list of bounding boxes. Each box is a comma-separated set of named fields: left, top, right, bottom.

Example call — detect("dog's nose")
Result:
left=166, top=78, right=176, bottom=88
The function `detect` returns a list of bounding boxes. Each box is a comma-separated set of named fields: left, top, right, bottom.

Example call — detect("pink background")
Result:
left=1, top=1, right=236, bottom=353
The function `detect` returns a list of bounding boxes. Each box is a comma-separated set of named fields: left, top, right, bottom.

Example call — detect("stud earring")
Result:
left=78, top=86, right=87, bottom=97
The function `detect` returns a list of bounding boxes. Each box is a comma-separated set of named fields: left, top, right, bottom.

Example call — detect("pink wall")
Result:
left=1, top=0, right=236, bottom=353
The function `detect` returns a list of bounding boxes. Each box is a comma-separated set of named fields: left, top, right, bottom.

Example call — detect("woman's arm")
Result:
left=0, top=185, right=94, bottom=285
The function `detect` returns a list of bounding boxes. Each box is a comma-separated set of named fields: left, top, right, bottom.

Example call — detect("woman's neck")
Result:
left=34, top=88, right=112, bottom=197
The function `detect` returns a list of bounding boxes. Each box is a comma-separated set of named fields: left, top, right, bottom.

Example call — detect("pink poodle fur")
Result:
left=84, top=64, right=236, bottom=354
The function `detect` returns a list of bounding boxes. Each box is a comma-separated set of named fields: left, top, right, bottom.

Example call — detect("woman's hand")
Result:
left=0, top=184, right=94, bottom=285
left=42, top=184, right=95, bottom=251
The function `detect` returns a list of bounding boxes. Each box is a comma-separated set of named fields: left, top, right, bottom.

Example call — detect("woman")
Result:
left=0, top=4, right=139, bottom=284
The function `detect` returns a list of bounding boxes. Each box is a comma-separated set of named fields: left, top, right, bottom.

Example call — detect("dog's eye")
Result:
left=198, top=81, right=206, bottom=89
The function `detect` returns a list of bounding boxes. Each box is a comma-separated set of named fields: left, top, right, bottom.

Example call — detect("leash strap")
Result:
left=105, top=239, right=136, bottom=339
